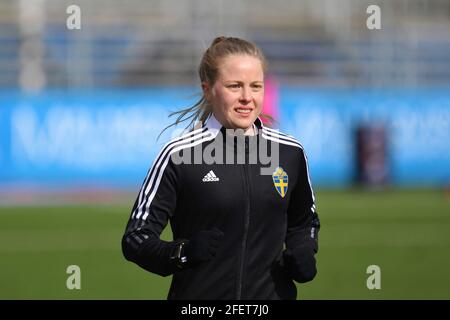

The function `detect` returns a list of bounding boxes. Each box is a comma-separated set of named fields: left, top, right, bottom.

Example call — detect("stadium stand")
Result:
left=0, top=0, right=449, bottom=88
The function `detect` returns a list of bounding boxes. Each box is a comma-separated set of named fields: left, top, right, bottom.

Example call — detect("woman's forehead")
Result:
left=217, top=55, right=264, bottom=78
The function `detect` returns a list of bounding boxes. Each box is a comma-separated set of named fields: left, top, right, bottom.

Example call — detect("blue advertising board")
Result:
left=0, top=88, right=449, bottom=188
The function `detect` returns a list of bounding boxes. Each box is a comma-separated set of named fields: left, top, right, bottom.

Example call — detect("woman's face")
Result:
left=203, top=54, right=264, bottom=131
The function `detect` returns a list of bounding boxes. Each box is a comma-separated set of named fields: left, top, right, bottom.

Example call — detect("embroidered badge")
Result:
left=272, top=167, right=288, bottom=198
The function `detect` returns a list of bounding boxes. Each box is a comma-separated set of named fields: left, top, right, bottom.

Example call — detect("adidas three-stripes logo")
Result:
left=202, top=170, right=219, bottom=182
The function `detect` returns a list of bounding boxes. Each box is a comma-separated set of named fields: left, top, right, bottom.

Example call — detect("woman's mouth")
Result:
left=235, top=107, right=252, bottom=115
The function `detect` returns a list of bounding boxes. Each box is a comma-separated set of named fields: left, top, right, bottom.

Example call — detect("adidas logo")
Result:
left=202, top=170, right=219, bottom=182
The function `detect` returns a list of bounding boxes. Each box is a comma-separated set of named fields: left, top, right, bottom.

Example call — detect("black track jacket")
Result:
left=122, top=114, right=320, bottom=300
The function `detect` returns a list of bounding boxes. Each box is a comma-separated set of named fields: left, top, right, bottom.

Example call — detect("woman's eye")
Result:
left=228, top=84, right=240, bottom=88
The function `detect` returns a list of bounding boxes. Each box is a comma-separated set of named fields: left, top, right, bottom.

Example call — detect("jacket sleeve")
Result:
left=285, top=147, right=320, bottom=253
left=121, top=153, right=182, bottom=277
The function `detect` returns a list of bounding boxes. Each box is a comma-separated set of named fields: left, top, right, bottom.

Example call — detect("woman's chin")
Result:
left=230, top=117, right=255, bottom=130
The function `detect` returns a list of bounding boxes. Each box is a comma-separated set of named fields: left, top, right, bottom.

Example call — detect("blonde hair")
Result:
left=159, top=36, right=273, bottom=138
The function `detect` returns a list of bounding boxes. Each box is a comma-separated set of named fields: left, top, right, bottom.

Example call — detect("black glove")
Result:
left=283, top=245, right=317, bottom=283
left=184, top=228, right=224, bottom=266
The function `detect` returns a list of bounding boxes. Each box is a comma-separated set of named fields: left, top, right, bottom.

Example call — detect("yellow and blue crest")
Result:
left=272, top=167, right=288, bottom=198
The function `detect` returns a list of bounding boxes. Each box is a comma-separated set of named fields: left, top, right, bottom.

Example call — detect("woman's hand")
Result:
left=184, top=228, right=224, bottom=266
left=283, top=245, right=317, bottom=283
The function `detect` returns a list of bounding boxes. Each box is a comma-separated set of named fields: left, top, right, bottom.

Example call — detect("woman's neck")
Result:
left=210, top=112, right=257, bottom=136
left=244, top=124, right=256, bottom=136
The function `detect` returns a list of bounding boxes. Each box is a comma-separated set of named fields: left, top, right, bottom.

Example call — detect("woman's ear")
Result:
left=201, top=82, right=211, bottom=102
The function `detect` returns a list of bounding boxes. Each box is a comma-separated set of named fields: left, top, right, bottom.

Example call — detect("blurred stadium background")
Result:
left=0, top=0, right=449, bottom=299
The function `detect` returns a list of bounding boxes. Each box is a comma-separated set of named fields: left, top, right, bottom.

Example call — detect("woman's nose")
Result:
left=240, top=87, right=252, bottom=102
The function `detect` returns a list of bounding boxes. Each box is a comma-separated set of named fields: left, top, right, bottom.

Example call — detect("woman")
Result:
left=122, top=36, right=320, bottom=300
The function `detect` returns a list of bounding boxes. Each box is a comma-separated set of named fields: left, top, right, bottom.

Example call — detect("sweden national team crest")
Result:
left=272, top=167, right=288, bottom=198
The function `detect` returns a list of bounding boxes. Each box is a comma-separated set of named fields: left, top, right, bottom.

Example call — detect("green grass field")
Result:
left=1, top=189, right=449, bottom=299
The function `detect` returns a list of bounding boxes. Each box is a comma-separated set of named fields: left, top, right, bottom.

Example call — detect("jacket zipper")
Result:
left=237, top=138, right=251, bottom=300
